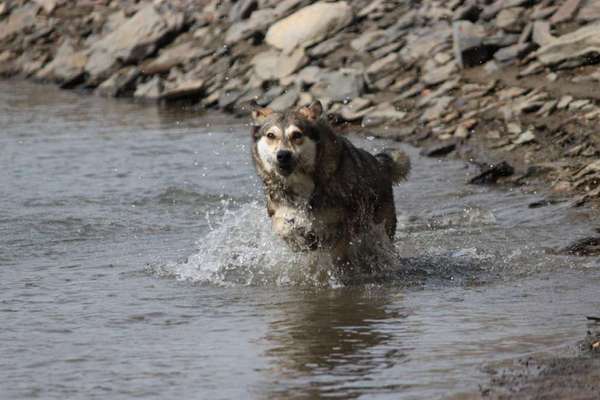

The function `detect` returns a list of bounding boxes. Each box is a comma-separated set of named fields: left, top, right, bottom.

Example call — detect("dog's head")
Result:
left=251, top=101, right=323, bottom=177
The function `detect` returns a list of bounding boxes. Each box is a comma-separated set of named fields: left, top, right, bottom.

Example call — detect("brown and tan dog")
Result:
left=251, top=101, right=410, bottom=269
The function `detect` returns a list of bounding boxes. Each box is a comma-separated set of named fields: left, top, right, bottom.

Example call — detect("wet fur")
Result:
left=251, top=102, right=409, bottom=270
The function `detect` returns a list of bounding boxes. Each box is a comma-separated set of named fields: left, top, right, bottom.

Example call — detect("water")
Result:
left=1, top=81, right=599, bottom=399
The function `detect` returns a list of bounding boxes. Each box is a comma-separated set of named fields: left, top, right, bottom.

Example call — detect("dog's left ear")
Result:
left=251, top=107, right=273, bottom=125
left=297, top=100, right=323, bottom=121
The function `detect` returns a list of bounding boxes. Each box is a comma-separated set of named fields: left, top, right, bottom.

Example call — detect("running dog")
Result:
left=251, top=101, right=410, bottom=269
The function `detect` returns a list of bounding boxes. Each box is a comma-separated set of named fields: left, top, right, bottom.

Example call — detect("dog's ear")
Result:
left=297, top=100, right=323, bottom=121
left=251, top=107, right=273, bottom=125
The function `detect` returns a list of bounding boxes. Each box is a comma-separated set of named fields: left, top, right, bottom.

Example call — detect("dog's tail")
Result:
left=375, top=148, right=411, bottom=184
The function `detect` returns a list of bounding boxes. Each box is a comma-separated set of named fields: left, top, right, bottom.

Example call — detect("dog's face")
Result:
left=251, top=102, right=322, bottom=177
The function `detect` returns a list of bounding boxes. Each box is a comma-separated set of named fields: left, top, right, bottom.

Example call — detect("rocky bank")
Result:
left=1, top=0, right=600, bottom=208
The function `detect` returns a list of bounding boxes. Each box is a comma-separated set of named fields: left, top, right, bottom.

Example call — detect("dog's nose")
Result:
left=276, top=150, right=292, bottom=164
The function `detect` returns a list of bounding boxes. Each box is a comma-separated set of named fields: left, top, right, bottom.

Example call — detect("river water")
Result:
left=1, top=81, right=599, bottom=399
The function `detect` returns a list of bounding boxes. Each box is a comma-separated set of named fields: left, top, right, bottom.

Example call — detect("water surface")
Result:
left=1, top=81, right=599, bottom=399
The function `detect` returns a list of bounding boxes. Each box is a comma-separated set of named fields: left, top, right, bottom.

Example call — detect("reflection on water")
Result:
left=2, top=81, right=600, bottom=400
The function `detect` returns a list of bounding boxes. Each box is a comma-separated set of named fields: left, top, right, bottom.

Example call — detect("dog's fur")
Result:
left=251, top=101, right=410, bottom=268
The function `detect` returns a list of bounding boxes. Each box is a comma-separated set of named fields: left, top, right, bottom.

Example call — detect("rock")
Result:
left=96, top=66, right=139, bottom=97
left=0, top=2, right=7, bottom=16
left=141, top=41, right=210, bottom=75
left=310, top=69, right=364, bottom=102
left=421, top=96, right=454, bottom=122
left=308, top=36, right=343, bottom=57
left=453, top=1, right=482, bottom=22
left=229, top=0, right=258, bottom=22
left=0, top=4, right=38, bottom=41
left=469, top=161, right=514, bottom=184
left=257, top=86, right=284, bottom=106
left=134, top=76, right=163, bottom=100
left=85, top=5, right=184, bottom=84
left=362, top=103, right=407, bottom=127
left=251, top=48, right=307, bottom=80
left=513, top=130, right=536, bottom=145
left=390, top=76, right=417, bottom=93
left=568, top=99, right=591, bottom=110
left=420, top=141, right=457, bottom=157
left=365, top=52, right=400, bottom=85
left=452, top=20, right=493, bottom=68
left=532, top=21, right=555, bottom=46
left=400, top=22, right=452, bottom=63
left=265, top=1, right=353, bottom=53
left=268, top=87, right=299, bottom=111
left=225, top=8, right=276, bottom=44
left=422, top=62, right=457, bottom=86
left=559, top=237, right=600, bottom=256
left=350, top=30, right=387, bottom=53
left=577, top=0, right=600, bottom=22
left=493, top=43, right=533, bottom=63
left=218, top=89, right=244, bottom=110
left=33, top=0, right=57, bottom=14
left=557, top=95, right=574, bottom=109
left=161, top=79, right=205, bottom=101
left=338, top=97, right=373, bottom=121
left=417, top=79, right=459, bottom=107
left=35, top=40, right=88, bottom=87
left=495, top=7, right=525, bottom=33
left=550, top=0, right=582, bottom=25
left=535, top=24, right=600, bottom=68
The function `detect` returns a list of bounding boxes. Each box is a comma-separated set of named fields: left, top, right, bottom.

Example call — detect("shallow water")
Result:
left=1, top=81, right=599, bottom=399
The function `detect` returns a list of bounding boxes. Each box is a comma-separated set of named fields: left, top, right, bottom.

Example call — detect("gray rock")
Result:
left=493, top=43, right=533, bottom=63
left=265, top=1, right=353, bottom=53
left=535, top=23, right=600, bottom=68
left=513, top=130, right=536, bottom=144
left=532, top=21, right=555, bottom=46
left=577, top=0, right=600, bottom=22
left=338, top=97, right=373, bottom=121
left=257, top=86, right=284, bottom=106
left=225, top=8, right=276, bottom=44
left=453, top=1, right=481, bottom=22
left=141, top=41, right=210, bottom=75
left=161, top=79, right=206, bottom=101
left=310, top=69, right=364, bottom=102
left=452, top=20, right=493, bottom=68
left=251, top=48, right=307, bottom=80
left=229, top=0, right=258, bottom=22
left=469, top=161, right=514, bottom=184
left=550, top=0, right=582, bottom=25
left=0, top=4, right=38, bottom=41
left=97, top=66, right=140, bottom=97
left=421, top=96, right=454, bottom=122
left=85, top=5, right=184, bottom=84
left=134, top=76, right=163, bottom=100
left=308, top=36, right=342, bottom=57
left=362, top=103, right=407, bottom=127
left=482, top=33, right=519, bottom=48
left=35, top=40, right=87, bottom=87
left=218, top=89, right=244, bottom=110
left=350, top=30, right=387, bottom=53
left=400, top=22, right=452, bottom=63
left=495, top=7, right=525, bottom=33
left=33, top=0, right=57, bottom=14
left=422, top=62, right=458, bottom=86
left=268, top=87, right=300, bottom=111
left=365, top=52, right=400, bottom=85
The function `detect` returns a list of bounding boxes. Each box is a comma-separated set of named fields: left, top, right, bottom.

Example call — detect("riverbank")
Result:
left=1, top=0, right=599, bottom=211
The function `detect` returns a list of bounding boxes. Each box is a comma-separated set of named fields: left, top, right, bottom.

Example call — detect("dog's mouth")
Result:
left=276, top=162, right=295, bottom=176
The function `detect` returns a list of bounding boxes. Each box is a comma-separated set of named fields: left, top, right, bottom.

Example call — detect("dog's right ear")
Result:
left=251, top=107, right=273, bottom=125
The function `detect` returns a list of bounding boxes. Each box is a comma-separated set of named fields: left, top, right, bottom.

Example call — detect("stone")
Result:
left=362, top=103, right=407, bottom=127
left=265, top=1, right=353, bottom=53
left=161, top=79, right=205, bottom=101
left=532, top=21, right=555, bottom=46
left=390, top=76, right=417, bottom=93
left=550, top=0, right=582, bottom=25
left=0, top=4, right=38, bottom=41
left=493, top=43, right=533, bottom=63
left=365, top=52, right=400, bottom=84
left=85, top=5, right=184, bottom=84
left=229, top=0, right=258, bottom=22
left=568, top=99, right=591, bottom=110
left=35, top=40, right=88, bottom=87
left=513, top=130, right=536, bottom=144
left=96, top=66, right=139, bottom=97
left=421, top=62, right=458, bottom=86
left=452, top=20, right=493, bottom=68
left=338, top=97, right=373, bottom=121
left=557, top=95, right=573, bottom=109
left=251, top=48, right=307, bottom=80
left=577, top=0, right=600, bottom=22
left=134, top=76, right=163, bottom=100
left=420, top=142, right=457, bottom=157
left=469, top=161, right=514, bottom=184
left=268, top=87, right=300, bottom=111
left=225, top=8, right=276, bottom=44
left=421, top=96, right=454, bottom=122
left=0, top=2, right=7, bottom=16
left=350, top=30, right=387, bottom=53
left=308, top=36, right=342, bottom=57
left=453, top=1, right=482, bottom=22
left=535, top=24, right=600, bottom=68
left=400, top=22, right=452, bottom=63
left=33, top=0, right=57, bottom=14
left=310, top=69, right=364, bottom=102
left=140, top=41, right=210, bottom=75
left=495, top=7, right=525, bottom=33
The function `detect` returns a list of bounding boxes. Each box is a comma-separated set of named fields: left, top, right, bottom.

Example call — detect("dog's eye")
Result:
left=290, top=131, right=303, bottom=141
left=266, top=131, right=276, bottom=140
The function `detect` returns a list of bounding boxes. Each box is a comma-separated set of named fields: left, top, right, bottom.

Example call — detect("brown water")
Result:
left=1, top=81, right=599, bottom=399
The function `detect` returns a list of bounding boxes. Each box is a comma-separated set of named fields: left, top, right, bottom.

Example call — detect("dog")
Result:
left=251, top=100, right=410, bottom=271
